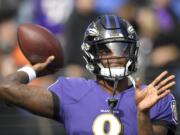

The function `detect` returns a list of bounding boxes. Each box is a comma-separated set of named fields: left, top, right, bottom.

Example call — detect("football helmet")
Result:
left=81, top=15, right=139, bottom=80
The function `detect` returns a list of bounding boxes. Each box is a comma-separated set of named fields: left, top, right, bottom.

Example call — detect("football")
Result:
left=17, top=24, right=64, bottom=71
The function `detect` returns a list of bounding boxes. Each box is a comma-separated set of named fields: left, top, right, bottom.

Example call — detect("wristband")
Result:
left=17, top=66, right=36, bottom=82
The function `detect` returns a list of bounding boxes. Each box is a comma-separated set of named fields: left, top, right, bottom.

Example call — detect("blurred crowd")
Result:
left=0, top=0, right=180, bottom=134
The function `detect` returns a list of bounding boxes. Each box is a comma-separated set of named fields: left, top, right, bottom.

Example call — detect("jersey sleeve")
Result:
left=150, top=93, right=178, bottom=134
left=47, top=77, right=64, bottom=122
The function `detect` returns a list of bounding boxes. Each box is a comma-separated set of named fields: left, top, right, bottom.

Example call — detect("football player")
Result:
left=0, top=15, right=177, bottom=135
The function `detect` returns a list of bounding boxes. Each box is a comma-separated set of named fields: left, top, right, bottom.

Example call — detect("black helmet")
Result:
left=81, top=15, right=139, bottom=80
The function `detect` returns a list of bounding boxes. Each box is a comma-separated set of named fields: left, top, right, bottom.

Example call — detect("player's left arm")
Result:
left=135, top=71, right=177, bottom=135
left=138, top=111, right=172, bottom=135
left=152, top=96, right=177, bottom=135
left=138, top=105, right=177, bottom=135
left=152, top=125, right=169, bottom=135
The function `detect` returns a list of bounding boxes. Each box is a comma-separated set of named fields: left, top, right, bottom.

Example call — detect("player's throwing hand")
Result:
left=32, top=55, right=56, bottom=76
left=135, top=71, right=176, bottom=112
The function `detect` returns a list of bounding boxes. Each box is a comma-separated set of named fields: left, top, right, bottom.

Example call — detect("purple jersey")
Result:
left=48, top=77, right=177, bottom=135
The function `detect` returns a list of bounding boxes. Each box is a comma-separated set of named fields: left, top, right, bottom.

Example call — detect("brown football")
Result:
left=17, top=24, right=64, bottom=71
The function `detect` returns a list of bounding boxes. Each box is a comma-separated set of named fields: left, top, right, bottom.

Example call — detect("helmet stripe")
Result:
left=105, top=15, right=111, bottom=28
left=113, top=15, right=121, bottom=33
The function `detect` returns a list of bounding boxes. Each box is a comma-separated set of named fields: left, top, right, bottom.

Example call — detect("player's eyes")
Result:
left=98, top=45, right=111, bottom=53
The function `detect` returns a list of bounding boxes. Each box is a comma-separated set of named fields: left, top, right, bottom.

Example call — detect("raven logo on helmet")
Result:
left=86, top=22, right=99, bottom=37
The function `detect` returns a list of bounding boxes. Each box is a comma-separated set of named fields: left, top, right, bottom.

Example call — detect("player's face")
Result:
left=99, top=53, right=127, bottom=68
left=97, top=42, right=130, bottom=68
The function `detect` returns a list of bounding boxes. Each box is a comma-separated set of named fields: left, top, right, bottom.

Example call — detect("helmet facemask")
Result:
left=82, top=40, right=139, bottom=80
